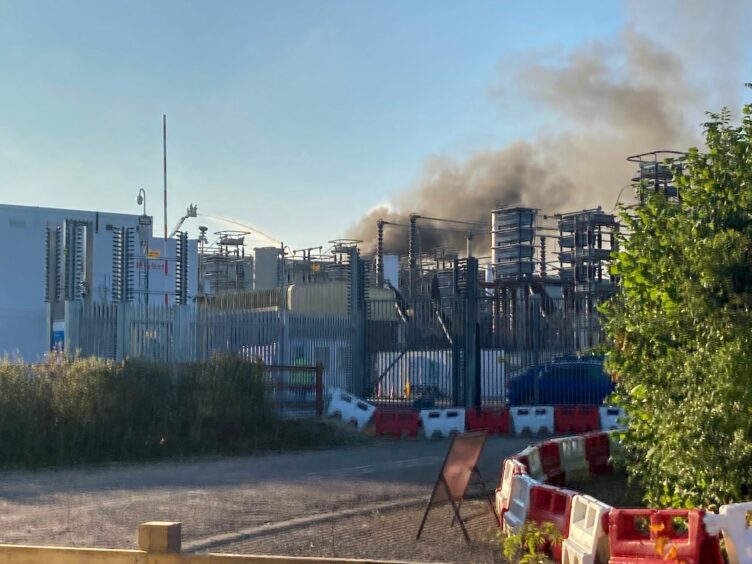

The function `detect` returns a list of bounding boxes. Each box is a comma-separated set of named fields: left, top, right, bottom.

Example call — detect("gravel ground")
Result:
left=0, top=435, right=529, bottom=561
left=212, top=500, right=503, bottom=563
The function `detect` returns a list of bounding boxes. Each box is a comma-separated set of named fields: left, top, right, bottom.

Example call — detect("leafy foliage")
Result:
left=500, top=521, right=561, bottom=564
left=0, top=356, right=343, bottom=466
left=602, top=104, right=752, bottom=507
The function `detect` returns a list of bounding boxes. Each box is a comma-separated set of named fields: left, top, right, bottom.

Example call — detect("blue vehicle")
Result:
left=507, top=356, right=614, bottom=405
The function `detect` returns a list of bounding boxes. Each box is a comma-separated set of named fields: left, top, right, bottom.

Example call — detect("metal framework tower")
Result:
left=627, top=150, right=686, bottom=202
left=491, top=206, right=538, bottom=280
left=556, top=207, right=617, bottom=348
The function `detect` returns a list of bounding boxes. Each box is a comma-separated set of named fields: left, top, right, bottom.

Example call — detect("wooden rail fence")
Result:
left=0, top=522, right=415, bottom=564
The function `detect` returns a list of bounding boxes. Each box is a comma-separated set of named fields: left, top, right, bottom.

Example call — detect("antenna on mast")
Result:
left=163, top=114, right=168, bottom=242
left=162, top=114, right=168, bottom=304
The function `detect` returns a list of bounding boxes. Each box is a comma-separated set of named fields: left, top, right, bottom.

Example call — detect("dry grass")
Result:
left=0, top=356, right=345, bottom=467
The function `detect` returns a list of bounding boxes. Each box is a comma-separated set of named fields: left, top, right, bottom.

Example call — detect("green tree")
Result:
left=602, top=104, right=752, bottom=508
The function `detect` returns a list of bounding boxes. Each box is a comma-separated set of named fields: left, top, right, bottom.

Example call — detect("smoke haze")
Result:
left=347, top=4, right=747, bottom=256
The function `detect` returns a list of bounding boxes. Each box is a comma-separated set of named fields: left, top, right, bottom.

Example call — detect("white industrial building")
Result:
left=0, top=204, right=198, bottom=360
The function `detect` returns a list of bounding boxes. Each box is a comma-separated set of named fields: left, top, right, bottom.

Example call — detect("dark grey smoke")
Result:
left=347, top=16, right=743, bottom=255
left=349, top=142, right=575, bottom=256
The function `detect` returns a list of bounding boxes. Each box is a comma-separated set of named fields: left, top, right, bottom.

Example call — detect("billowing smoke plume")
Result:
left=350, top=142, right=577, bottom=255
left=347, top=7, right=746, bottom=256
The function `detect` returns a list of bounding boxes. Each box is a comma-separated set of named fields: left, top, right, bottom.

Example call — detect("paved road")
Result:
left=0, top=435, right=530, bottom=556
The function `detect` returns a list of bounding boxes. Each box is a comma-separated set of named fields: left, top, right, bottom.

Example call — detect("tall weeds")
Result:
left=0, top=356, right=332, bottom=466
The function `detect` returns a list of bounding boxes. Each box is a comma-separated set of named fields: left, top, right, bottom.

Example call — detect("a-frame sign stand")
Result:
left=416, top=431, right=498, bottom=543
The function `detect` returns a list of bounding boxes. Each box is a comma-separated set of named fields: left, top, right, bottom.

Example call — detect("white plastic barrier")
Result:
left=607, top=429, right=623, bottom=457
left=495, top=488, right=504, bottom=524
left=511, top=405, right=554, bottom=435
left=556, top=436, right=590, bottom=482
left=498, top=458, right=528, bottom=516
left=419, top=408, right=465, bottom=438
left=502, top=474, right=536, bottom=534
left=325, top=388, right=376, bottom=431
left=517, top=445, right=545, bottom=481
left=599, top=406, right=626, bottom=430
left=704, top=501, right=752, bottom=564
left=561, top=494, right=612, bottom=564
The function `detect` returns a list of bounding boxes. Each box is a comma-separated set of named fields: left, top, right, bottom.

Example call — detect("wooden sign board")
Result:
left=416, top=431, right=497, bottom=542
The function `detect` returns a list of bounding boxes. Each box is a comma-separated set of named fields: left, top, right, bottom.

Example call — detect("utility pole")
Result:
left=163, top=114, right=168, bottom=305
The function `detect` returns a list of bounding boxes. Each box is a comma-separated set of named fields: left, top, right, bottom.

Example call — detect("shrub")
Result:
left=500, top=521, right=562, bottom=564
left=0, top=355, right=336, bottom=466
left=602, top=104, right=752, bottom=507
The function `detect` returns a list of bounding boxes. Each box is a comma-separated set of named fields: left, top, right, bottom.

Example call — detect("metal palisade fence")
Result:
left=65, top=301, right=354, bottom=393
left=64, top=275, right=609, bottom=408
left=365, top=292, right=606, bottom=408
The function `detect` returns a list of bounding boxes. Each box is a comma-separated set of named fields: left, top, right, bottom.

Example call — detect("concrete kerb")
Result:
left=183, top=496, right=430, bottom=553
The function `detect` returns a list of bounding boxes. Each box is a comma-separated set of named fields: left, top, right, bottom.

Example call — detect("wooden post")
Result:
left=137, top=521, right=181, bottom=554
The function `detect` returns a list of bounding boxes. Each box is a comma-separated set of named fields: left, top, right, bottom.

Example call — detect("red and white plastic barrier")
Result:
left=608, top=508, right=722, bottom=564
left=511, top=405, right=554, bottom=435
left=466, top=407, right=511, bottom=434
left=528, top=482, right=577, bottom=537
left=556, top=436, right=590, bottom=482
left=555, top=406, right=600, bottom=434
left=419, top=408, right=465, bottom=438
left=538, top=441, right=566, bottom=485
left=583, top=432, right=612, bottom=475
left=704, top=502, right=752, bottom=564
left=517, top=445, right=545, bottom=481
left=326, top=388, right=376, bottom=430
left=502, top=474, right=536, bottom=534
left=494, top=488, right=505, bottom=525
left=373, top=409, right=419, bottom=438
left=607, top=429, right=623, bottom=458
left=498, top=458, right=528, bottom=519
left=492, top=428, right=741, bottom=564
left=561, top=494, right=611, bottom=564
left=598, top=406, right=626, bottom=430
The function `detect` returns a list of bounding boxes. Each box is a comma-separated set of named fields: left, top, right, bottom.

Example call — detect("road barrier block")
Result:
left=599, top=406, right=626, bottom=431
left=608, top=508, right=722, bottom=564
left=325, top=388, right=376, bottom=431
left=374, top=409, right=419, bottom=438
left=556, top=436, right=590, bottom=482
left=499, top=458, right=529, bottom=517
left=495, top=488, right=504, bottom=526
left=561, top=494, right=611, bottom=564
left=419, top=408, right=465, bottom=438
left=511, top=405, right=554, bottom=435
left=538, top=441, right=566, bottom=485
left=503, top=474, right=536, bottom=534
left=528, top=483, right=577, bottom=538
left=466, top=407, right=511, bottom=434
left=704, top=501, right=752, bottom=564
left=584, top=432, right=612, bottom=475
left=607, top=429, right=624, bottom=458
left=555, top=405, right=600, bottom=434
left=517, top=445, right=546, bottom=481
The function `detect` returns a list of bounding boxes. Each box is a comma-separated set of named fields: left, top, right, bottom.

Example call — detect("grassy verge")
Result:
left=0, top=356, right=347, bottom=467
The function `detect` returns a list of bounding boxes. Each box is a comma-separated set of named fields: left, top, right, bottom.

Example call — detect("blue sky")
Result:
left=0, top=1, right=748, bottom=248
